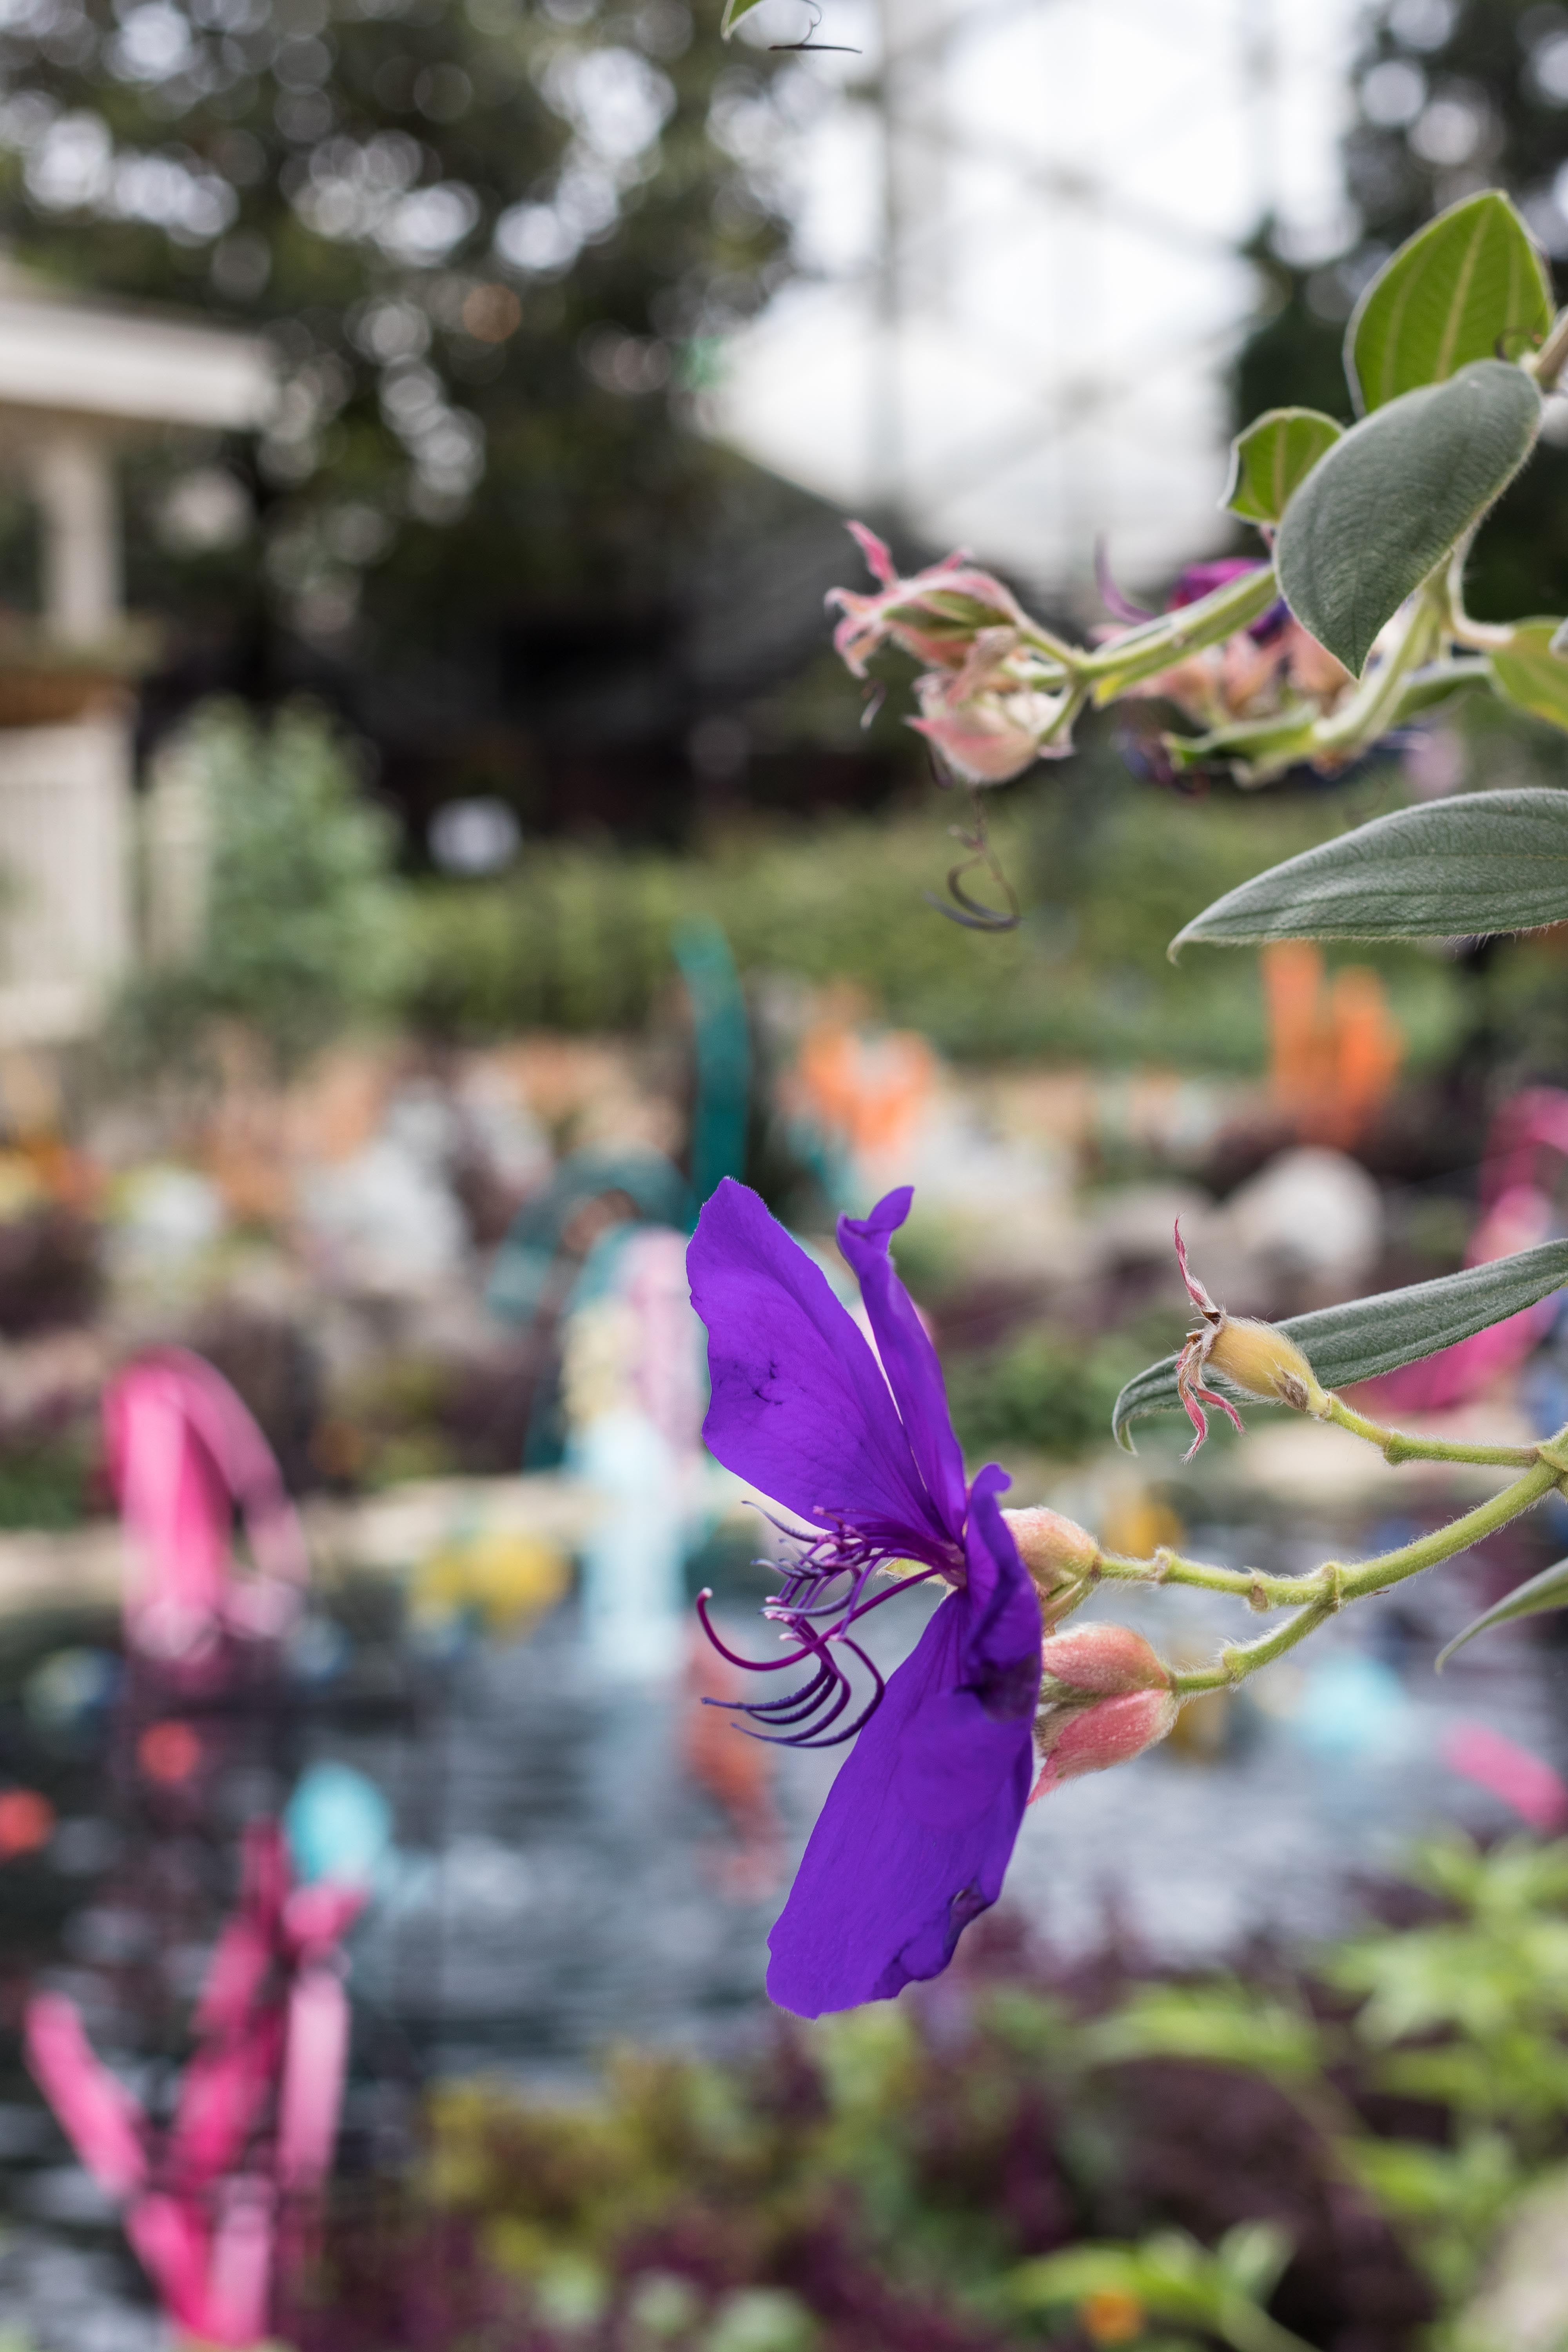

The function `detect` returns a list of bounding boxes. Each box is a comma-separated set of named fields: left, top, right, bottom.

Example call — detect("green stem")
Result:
left=1324, top=1393, right=1538, bottom=1468
left=1310, top=577, right=1445, bottom=756
left=1098, top=1549, right=1323, bottom=1608
left=1132, top=1459, right=1561, bottom=1698
left=1078, top=563, right=1280, bottom=693
left=1529, top=304, right=1568, bottom=389
left=1337, top=1461, right=1558, bottom=1599
left=1170, top=1592, right=1338, bottom=1697
left=1443, top=543, right=1515, bottom=652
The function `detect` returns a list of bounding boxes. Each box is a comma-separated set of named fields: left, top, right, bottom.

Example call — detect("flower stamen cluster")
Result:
left=695, top=1519, right=956, bottom=1749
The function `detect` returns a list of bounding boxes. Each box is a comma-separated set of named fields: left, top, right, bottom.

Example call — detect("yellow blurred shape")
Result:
left=1165, top=1688, right=1231, bottom=1762
left=0, top=1152, right=45, bottom=1223
left=414, top=1528, right=571, bottom=1635
left=1099, top=1486, right=1183, bottom=1561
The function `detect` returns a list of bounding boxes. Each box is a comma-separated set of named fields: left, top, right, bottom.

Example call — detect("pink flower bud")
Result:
left=1031, top=1687, right=1179, bottom=1799
left=1029, top=1624, right=1176, bottom=1801
left=1038, top=1622, right=1169, bottom=1698
left=1003, top=1507, right=1100, bottom=1622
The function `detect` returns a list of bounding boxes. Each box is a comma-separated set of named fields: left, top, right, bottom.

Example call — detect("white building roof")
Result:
left=0, top=278, right=273, bottom=431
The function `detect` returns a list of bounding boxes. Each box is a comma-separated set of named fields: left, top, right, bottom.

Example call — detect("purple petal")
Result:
left=688, top=1180, right=949, bottom=1547
left=960, top=1465, right=1042, bottom=1717
left=837, top=1189, right=968, bottom=1541
left=766, top=1587, right=1035, bottom=2017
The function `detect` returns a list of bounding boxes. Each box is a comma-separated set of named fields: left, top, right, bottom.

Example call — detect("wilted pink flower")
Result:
left=911, top=663, right=1072, bottom=786
left=828, top=524, right=1074, bottom=785
left=828, top=523, right=1035, bottom=678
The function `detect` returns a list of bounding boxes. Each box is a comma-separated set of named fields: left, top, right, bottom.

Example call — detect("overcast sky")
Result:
left=713, top=0, right=1363, bottom=603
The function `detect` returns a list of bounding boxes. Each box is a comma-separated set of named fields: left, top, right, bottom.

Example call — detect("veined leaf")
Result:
left=1436, top=1555, right=1568, bottom=1669
left=720, top=0, right=766, bottom=32
left=1168, top=788, right=1568, bottom=953
left=1489, top=621, right=1568, bottom=734
left=1348, top=191, right=1553, bottom=413
left=1112, top=1240, right=1568, bottom=1448
left=1276, top=361, right=1541, bottom=675
left=1224, top=408, right=1343, bottom=525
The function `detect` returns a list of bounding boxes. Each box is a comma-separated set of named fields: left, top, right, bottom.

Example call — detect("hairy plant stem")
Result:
left=1310, top=576, right=1447, bottom=755
left=1076, top=562, right=1281, bottom=694
left=1529, top=304, right=1568, bottom=390
left=1323, top=1393, right=1538, bottom=1467
left=1097, top=1450, right=1564, bottom=1700
left=1444, top=540, right=1517, bottom=652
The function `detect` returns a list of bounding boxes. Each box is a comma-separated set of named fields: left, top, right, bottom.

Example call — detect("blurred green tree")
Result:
left=117, top=697, right=410, bottom=1071
left=1236, top=0, right=1568, bottom=619
left=0, top=0, right=815, bottom=828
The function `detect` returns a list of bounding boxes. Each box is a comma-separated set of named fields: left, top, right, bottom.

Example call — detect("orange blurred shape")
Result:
left=1261, top=940, right=1328, bottom=1103
left=0, top=1788, right=55, bottom=1858
left=796, top=1023, right=935, bottom=1166
left=1327, top=966, right=1403, bottom=1150
left=1080, top=2288, right=1146, bottom=2345
left=1260, top=942, right=1401, bottom=1150
left=138, top=1721, right=202, bottom=1786
left=682, top=1633, right=777, bottom=1839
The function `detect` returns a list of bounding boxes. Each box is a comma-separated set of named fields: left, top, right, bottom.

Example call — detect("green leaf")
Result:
left=1112, top=1240, right=1568, bottom=1448
left=1436, top=1555, right=1568, bottom=1670
left=1276, top=360, right=1541, bottom=675
left=1215, top=2223, right=1294, bottom=2308
left=1168, top=788, right=1568, bottom=953
left=1347, top=192, right=1553, bottom=414
left=720, top=0, right=766, bottom=31
left=1488, top=621, right=1568, bottom=733
left=1223, top=408, right=1343, bottom=524
left=1084, top=1984, right=1325, bottom=2083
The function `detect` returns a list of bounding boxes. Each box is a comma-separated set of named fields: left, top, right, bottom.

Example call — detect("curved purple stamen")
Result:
left=695, top=1550, right=913, bottom=1748
left=1095, top=536, right=1153, bottom=624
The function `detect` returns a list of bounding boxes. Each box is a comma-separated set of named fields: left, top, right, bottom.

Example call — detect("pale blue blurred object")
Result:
left=1292, top=1654, right=1414, bottom=1764
left=285, top=1760, right=394, bottom=1889
left=24, top=1648, right=121, bottom=1734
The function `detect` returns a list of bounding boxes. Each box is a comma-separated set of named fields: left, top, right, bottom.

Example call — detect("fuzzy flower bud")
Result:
left=1172, top=1220, right=1331, bottom=1460
left=1038, top=1622, right=1169, bottom=1699
left=1003, top=1506, right=1100, bottom=1624
left=1030, top=1623, right=1177, bottom=1800
left=1204, top=1317, right=1328, bottom=1417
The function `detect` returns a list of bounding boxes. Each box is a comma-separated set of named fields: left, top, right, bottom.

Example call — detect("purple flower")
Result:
left=686, top=1178, right=1042, bottom=2018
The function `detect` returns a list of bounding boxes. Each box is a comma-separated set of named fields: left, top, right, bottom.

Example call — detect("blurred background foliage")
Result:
left=117, top=697, right=411, bottom=1072
left=291, top=1835, right=1568, bottom=2352
left=396, top=750, right=1470, bottom=1067
left=0, top=0, right=865, bottom=833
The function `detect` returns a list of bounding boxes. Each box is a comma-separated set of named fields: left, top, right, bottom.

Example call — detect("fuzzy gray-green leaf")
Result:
left=1168, top=788, right=1568, bottom=954
left=1436, top=1555, right=1568, bottom=1669
left=1112, top=1241, right=1568, bottom=1448
left=1275, top=361, right=1541, bottom=675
